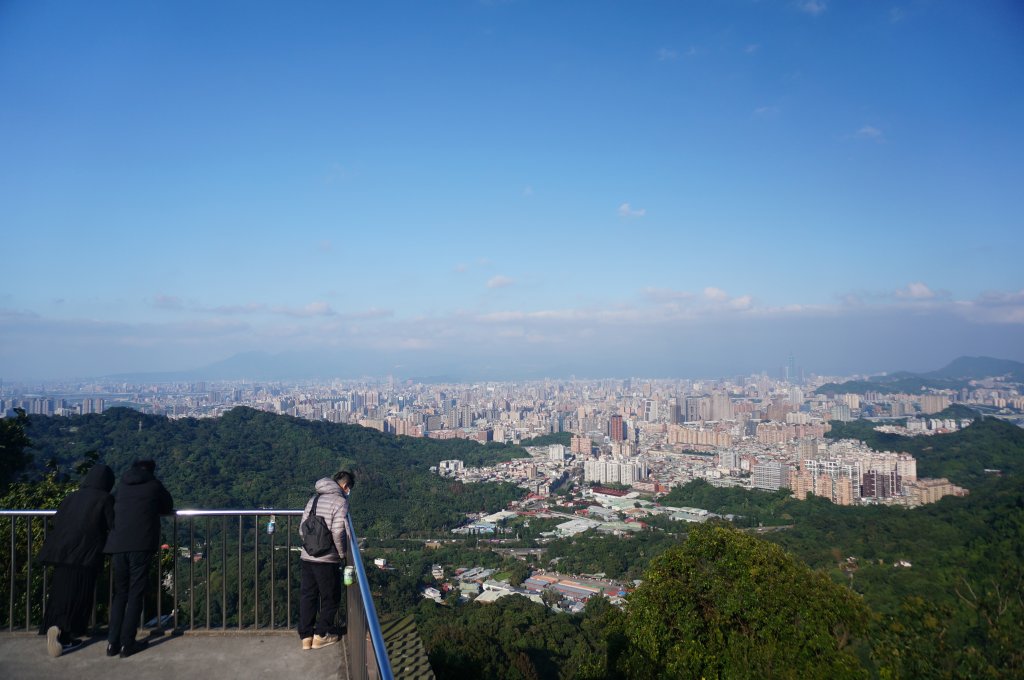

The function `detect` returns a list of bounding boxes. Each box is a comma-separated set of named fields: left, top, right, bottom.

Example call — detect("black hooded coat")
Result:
left=104, top=465, right=174, bottom=553
left=37, top=463, right=115, bottom=568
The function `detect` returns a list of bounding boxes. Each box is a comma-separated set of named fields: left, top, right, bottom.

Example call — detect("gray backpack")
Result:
left=300, top=495, right=334, bottom=557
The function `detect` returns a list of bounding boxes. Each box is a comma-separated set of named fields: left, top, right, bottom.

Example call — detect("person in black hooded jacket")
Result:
left=103, top=459, right=174, bottom=658
left=37, top=462, right=115, bottom=657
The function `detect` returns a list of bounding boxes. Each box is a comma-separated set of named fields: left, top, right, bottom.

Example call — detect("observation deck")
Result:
left=1, top=509, right=425, bottom=680
left=0, top=630, right=345, bottom=680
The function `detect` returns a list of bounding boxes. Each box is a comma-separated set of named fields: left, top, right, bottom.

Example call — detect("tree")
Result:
left=0, top=409, right=32, bottom=492
left=618, top=523, right=870, bottom=679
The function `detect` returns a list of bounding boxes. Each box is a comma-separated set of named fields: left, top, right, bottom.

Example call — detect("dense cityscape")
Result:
left=6, top=358, right=1021, bottom=515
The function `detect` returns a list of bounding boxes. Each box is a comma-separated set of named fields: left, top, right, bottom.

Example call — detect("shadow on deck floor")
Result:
left=0, top=631, right=346, bottom=680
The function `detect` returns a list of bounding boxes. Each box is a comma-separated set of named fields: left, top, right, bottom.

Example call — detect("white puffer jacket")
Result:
left=298, top=477, right=349, bottom=563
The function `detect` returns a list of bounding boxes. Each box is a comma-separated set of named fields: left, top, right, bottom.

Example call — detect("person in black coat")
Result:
left=103, top=459, right=174, bottom=658
left=37, top=463, right=115, bottom=657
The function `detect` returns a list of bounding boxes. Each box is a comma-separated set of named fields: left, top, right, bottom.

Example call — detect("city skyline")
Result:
left=2, top=1, right=1023, bottom=380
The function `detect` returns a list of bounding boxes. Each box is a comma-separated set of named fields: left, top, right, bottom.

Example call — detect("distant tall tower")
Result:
left=786, top=353, right=797, bottom=383
left=608, top=414, right=625, bottom=442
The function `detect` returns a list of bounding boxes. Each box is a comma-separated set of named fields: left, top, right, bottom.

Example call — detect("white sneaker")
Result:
left=46, top=626, right=62, bottom=657
left=312, top=633, right=339, bottom=649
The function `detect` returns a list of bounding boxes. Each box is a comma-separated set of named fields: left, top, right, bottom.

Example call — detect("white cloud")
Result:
left=754, top=106, right=780, bottom=117
left=657, top=47, right=679, bottom=61
left=703, top=287, right=729, bottom=302
left=339, top=308, right=393, bottom=321
left=271, top=301, right=336, bottom=317
left=729, top=295, right=753, bottom=310
left=617, top=202, right=647, bottom=218
left=152, top=294, right=184, bottom=310
left=960, top=289, right=1024, bottom=323
left=643, top=287, right=695, bottom=303
left=895, top=282, right=936, bottom=300
left=323, top=162, right=353, bottom=185
left=800, top=1, right=827, bottom=16
left=5, top=285, right=1024, bottom=380
left=487, top=275, right=515, bottom=289
left=208, top=303, right=267, bottom=315
left=745, top=44, right=760, bottom=54
left=856, top=125, right=884, bottom=140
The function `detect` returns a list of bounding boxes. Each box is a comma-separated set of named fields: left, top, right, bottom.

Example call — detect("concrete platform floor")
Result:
left=0, top=631, right=346, bottom=680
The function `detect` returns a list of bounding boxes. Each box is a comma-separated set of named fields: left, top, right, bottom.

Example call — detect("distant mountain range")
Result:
left=100, top=353, right=1024, bottom=387
left=815, top=356, right=1024, bottom=396
left=922, top=355, right=1024, bottom=380
left=101, top=350, right=619, bottom=383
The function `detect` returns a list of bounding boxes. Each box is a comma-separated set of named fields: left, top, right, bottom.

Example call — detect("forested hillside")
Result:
left=19, top=407, right=525, bottom=537
left=662, top=418, right=1024, bottom=676
left=5, top=410, right=1023, bottom=677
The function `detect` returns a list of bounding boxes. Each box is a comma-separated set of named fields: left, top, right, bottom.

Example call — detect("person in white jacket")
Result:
left=297, top=470, right=354, bottom=650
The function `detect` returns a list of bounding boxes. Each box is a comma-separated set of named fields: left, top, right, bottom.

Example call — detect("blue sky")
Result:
left=2, top=0, right=1023, bottom=380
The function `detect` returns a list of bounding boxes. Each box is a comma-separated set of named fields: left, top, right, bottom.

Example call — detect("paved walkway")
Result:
left=0, top=631, right=346, bottom=680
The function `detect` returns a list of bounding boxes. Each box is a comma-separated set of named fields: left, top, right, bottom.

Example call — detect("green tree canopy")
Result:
left=618, top=524, right=869, bottom=679
left=0, top=409, right=32, bottom=492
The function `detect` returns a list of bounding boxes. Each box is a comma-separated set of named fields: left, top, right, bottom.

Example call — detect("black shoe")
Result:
left=106, top=643, right=121, bottom=657
left=119, top=639, right=149, bottom=658
left=60, top=639, right=84, bottom=654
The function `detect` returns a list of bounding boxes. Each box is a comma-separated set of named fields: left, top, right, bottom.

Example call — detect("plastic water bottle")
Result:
left=267, top=515, right=276, bottom=535
left=343, top=565, right=354, bottom=586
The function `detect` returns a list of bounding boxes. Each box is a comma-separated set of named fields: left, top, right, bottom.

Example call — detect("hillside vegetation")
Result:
left=19, top=407, right=525, bottom=537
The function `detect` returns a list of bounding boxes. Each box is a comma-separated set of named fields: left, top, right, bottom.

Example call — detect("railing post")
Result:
left=286, top=515, right=292, bottom=629
left=236, top=516, right=242, bottom=630
left=25, top=517, right=32, bottom=631
left=254, top=514, right=259, bottom=629
left=269, top=518, right=275, bottom=630
left=205, top=516, right=211, bottom=630
left=189, top=516, right=195, bottom=631
left=8, top=516, right=14, bottom=632
left=156, top=529, right=162, bottom=632
left=173, top=513, right=179, bottom=631
left=221, top=516, right=227, bottom=630
left=41, top=520, right=48, bottom=629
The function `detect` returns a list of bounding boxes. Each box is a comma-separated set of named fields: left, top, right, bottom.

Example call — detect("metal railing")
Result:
left=1, top=509, right=393, bottom=680
left=345, top=514, right=394, bottom=680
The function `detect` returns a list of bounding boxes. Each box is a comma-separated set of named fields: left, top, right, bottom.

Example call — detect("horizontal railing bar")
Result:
left=0, top=511, right=56, bottom=516
left=0, top=509, right=304, bottom=517
left=175, top=509, right=303, bottom=517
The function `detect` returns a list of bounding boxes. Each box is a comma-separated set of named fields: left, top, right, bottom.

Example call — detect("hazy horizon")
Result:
left=2, top=2, right=1022, bottom=382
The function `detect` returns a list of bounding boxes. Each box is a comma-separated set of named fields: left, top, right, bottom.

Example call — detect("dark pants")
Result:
left=40, top=564, right=99, bottom=642
left=299, top=560, right=342, bottom=638
left=108, top=551, right=153, bottom=647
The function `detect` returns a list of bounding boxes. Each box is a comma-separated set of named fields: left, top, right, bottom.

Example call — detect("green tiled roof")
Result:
left=380, top=614, right=436, bottom=680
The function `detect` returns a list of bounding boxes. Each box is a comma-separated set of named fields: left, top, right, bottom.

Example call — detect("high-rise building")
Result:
left=571, top=435, right=592, bottom=455
left=608, top=414, right=625, bottom=441
left=862, top=469, right=901, bottom=499
left=669, top=402, right=682, bottom=425
left=752, top=461, right=791, bottom=491
left=710, top=391, right=733, bottom=421
left=920, top=394, right=950, bottom=414
left=685, top=396, right=709, bottom=422
left=548, top=444, right=567, bottom=463
left=584, top=457, right=649, bottom=485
